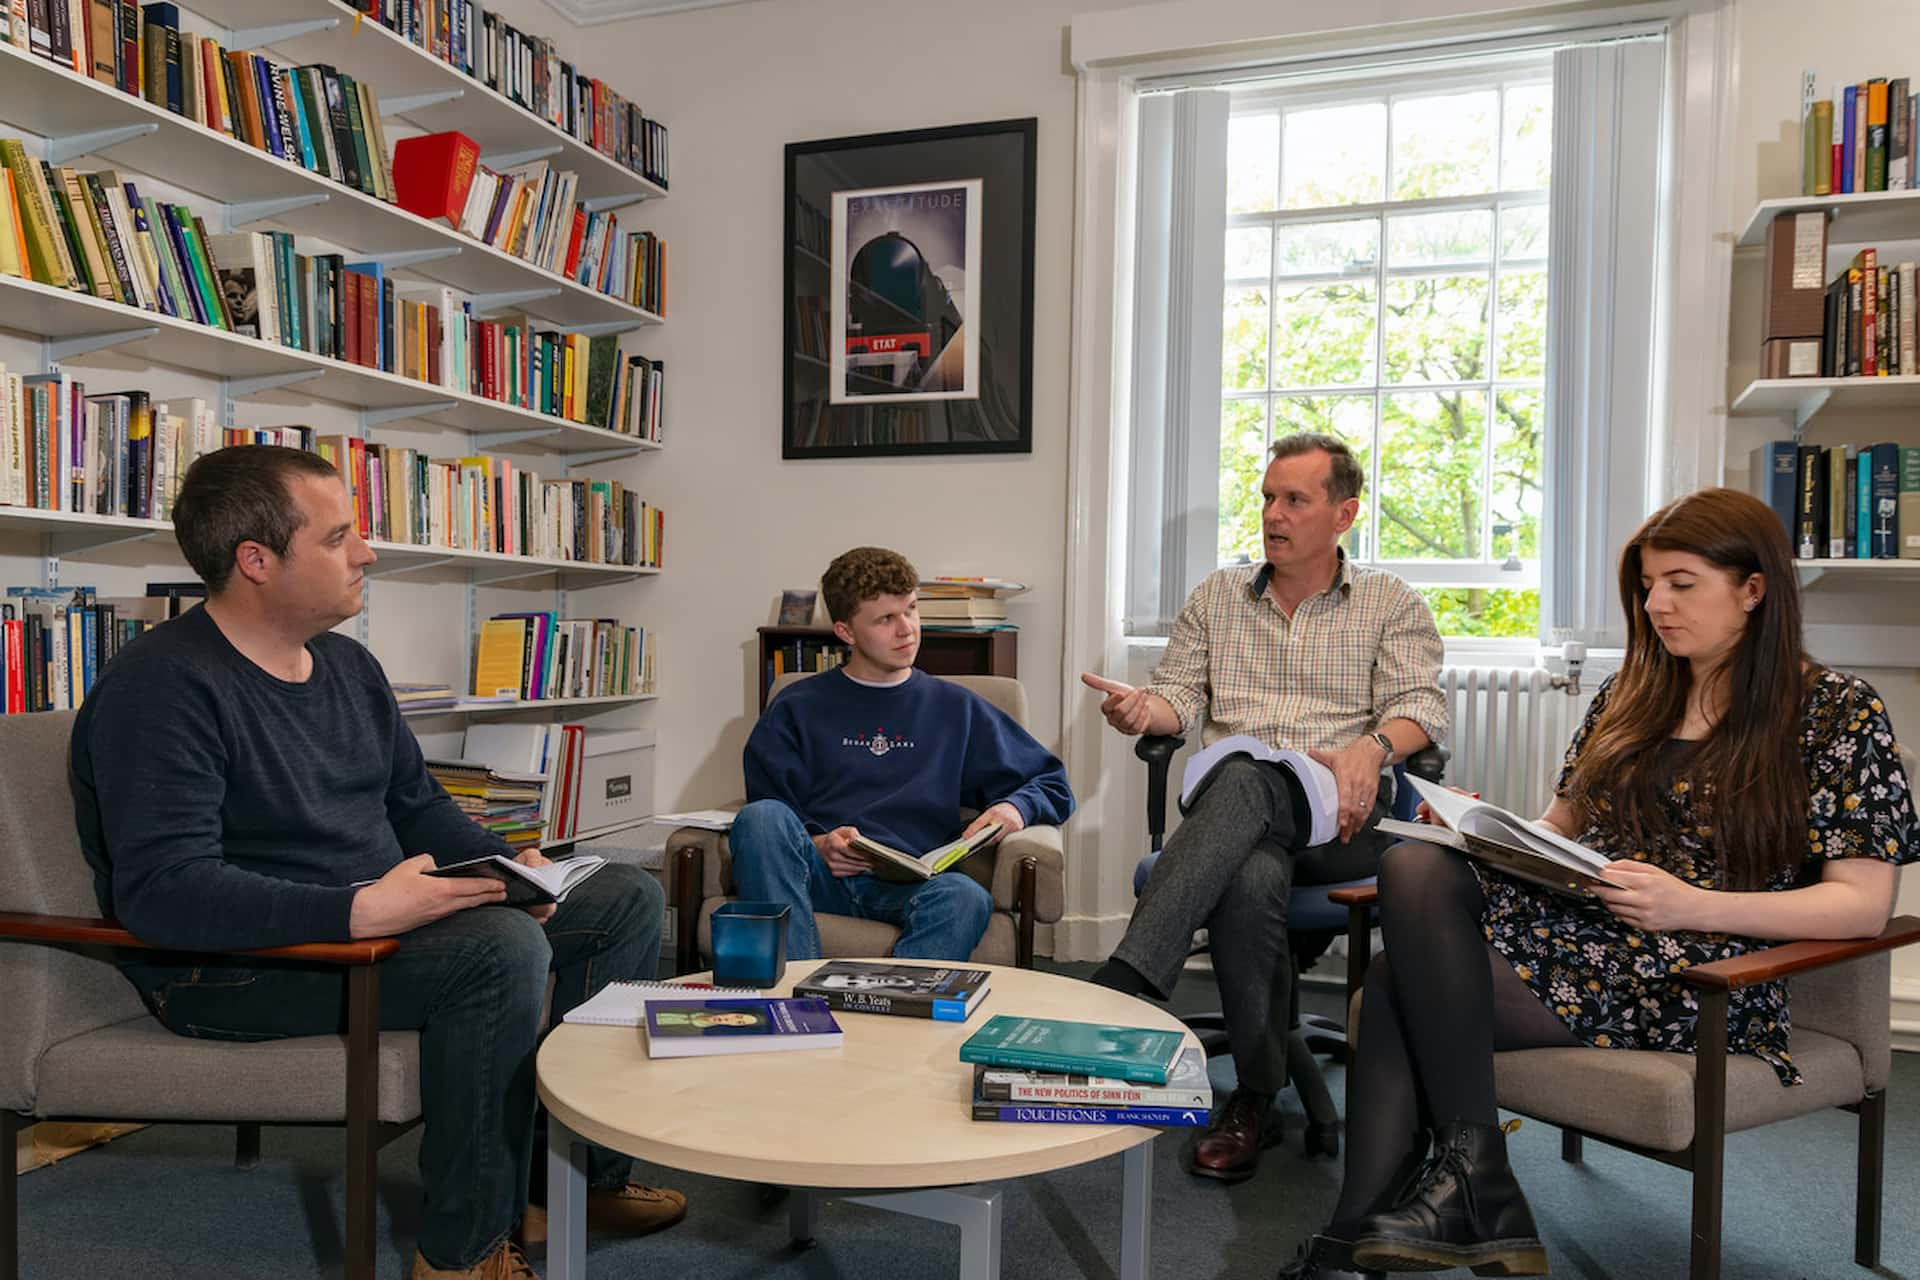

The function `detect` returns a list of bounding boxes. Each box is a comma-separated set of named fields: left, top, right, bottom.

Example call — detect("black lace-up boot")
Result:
left=1347, top=1121, right=1548, bottom=1275
left=1276, top=1233, right=1385, bottom=1280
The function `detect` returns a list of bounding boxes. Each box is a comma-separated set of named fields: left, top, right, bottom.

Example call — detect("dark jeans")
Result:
left=728, top=799, right=994, bottom=961
left=1112, top=758, right=1390, bottom=1095
left=121, top=862, right=663, bottom=1271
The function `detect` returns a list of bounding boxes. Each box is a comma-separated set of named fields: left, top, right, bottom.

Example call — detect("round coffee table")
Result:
left=537, top=960, right=1201, bottom=1279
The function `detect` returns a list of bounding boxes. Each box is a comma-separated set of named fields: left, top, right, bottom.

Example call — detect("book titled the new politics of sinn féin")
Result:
left=958, top=1015, right=1186, bottom=1085
left=793, top=961, right=992, bottom=1021
left=973, top=1046, right=1212, bottom=1108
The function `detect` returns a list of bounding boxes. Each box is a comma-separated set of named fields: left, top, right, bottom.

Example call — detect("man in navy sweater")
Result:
left=729, top=546, right=1073, bottom=961
left=70, top=446, right=683, bottom=1280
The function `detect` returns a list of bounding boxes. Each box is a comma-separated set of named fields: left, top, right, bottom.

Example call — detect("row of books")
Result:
left=471, top=612, right=655, bottom=702
left=1799, top=73, right=1920, bottom=196
left=765, top=637, right=846, bottom=681
left=0, top=582, right=188, bottom=715
left=318, top=436, right=665, bottom=567
left=1749, top=441, right=1920, bottom=561
left=1815, top=250, right=1918, bottom=379
left=342, top=0, right=669, bottom=188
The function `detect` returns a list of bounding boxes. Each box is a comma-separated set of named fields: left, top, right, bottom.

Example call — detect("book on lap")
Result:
left=426, top=853, right=606, bottom=908
left=1177, top=734, right=1339, bottom=847
left=849, top=822, right=1003, bottom=883
left=644, top=997, right=843, bottom=1057
left=958, top=1015, right=1186, bottom=1085
left=1379, top=776, right=1622, bottom=899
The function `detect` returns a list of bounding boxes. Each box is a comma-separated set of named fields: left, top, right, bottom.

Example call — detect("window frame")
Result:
left=1219, top=56, right=1554, bottom=598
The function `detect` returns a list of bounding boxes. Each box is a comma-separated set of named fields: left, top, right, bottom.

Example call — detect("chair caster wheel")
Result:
left=1303, top=1122, right=1340, bottom=1158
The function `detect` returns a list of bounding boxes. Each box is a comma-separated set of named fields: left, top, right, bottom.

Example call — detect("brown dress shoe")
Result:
left=408, top=1241, right=539, bottom=1279
left=1186, top=1087, right=1276, bottom=1183
left=518, top=1183, right=689, bottom=1245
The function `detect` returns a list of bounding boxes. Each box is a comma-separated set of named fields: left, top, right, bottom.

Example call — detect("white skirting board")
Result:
left=1891, top=977, right=1920, bottom=1053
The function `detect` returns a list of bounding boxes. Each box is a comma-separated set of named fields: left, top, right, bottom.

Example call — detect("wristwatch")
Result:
left=1368, top=730, right=1394, bottom=762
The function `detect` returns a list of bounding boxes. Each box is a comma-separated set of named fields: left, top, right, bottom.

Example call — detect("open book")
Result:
left=850, top=822, right=1005, bottom=883
left=1179, top=735, right=1340, bottom=847
left=426, top=854, right=607, bottom=908
left=1377, top=776, right=1623, bottom=898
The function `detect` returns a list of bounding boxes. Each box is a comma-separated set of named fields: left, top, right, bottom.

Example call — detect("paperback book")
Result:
left=1178, top=734, right=1339, bottom=847
left=793, top=961, right=992, bottom=1021
left=644, top=997, right=843, bottom=1058
left=425, top=853, right=606, bottom=908
left=969, top=1097, right=1210, bottom=1128
left=958, top=1015, right=1187, bottom=1085
left=972, top=1047, right=1211, bottom=1108
left=851, top=821, right=1003, bottom=883
left=1377, top=776, right=1622, bottom=899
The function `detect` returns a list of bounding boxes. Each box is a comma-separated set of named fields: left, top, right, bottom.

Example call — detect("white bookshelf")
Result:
left=402, top=693, right=657, bottom=718
left=1737, top=188, right=1920, bottom=249
left=1794, top=559, right=1920, bottom=587
left=1728, top=374, right=1920, bottom=432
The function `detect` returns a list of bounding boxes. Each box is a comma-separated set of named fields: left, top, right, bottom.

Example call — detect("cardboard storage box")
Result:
left=573, top=728, right=656, bottom=836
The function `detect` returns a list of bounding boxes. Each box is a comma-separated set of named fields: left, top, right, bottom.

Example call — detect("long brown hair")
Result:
left=1562, top=488, right=1816, bottom=889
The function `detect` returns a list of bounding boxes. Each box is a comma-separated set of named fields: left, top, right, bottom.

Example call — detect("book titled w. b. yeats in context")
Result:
left=792, top=960, right=991, bottom=1021
left=644, top=997, right=843, bottom=1058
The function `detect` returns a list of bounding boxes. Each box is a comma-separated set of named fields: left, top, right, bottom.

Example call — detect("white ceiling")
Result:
left=542, top=0, right=766, bottom=23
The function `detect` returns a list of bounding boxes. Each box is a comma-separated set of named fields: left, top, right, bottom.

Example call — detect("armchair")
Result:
left=666, top=672, right=1066, bottom=973
left=0, top=710, right=417, bottom=1280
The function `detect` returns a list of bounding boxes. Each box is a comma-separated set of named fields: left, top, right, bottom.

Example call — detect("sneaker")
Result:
left=408, top=1241, right=539, bottom=1279
left=518, top=1183, right=689, bottom=1245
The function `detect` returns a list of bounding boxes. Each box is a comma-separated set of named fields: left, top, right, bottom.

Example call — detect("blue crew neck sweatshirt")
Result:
left=742, top=668, right=1074, bottom=854
left=70, top=605, right=511, bottom=952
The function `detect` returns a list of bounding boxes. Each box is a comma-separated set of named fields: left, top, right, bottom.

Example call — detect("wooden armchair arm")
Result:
left=1330, top=884, right=1380, bottom=909
left=1683, top=914, right=1920, bottom=990
left=0, top=911, right=401, bottom=965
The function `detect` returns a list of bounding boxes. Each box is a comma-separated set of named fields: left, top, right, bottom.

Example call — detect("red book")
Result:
left=563, top=208, right=586, bottom=279
left=342, top=271, right=361, bottom=366
left=4, top=618, right=25, bottom=714
left=391, top=131, right=481, bottom=227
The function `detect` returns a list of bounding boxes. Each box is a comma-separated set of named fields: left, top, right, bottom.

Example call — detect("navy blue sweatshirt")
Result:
left=743, top=668, right=1074, bottom=854
left=70, top=606, right=510, bottom=951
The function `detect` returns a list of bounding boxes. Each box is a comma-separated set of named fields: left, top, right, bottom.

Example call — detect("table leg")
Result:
left=546, top=1116, right=589, bottom=1280
left=842, top=1187, right=1003, bottom=1280
left=788, top=1187, right=817, bottom=1246
left=1120, top=1137, right=1153, bottom=1280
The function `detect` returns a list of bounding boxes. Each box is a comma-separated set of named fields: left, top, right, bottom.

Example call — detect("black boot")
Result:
left=1277, top=1233, right=1384, bottom=1280
left=1347, top=1121, right=1549, bottom=1276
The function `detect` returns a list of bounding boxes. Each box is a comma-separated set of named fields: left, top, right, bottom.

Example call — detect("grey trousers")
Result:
left=1113, top=757, right=1392, bottom=1095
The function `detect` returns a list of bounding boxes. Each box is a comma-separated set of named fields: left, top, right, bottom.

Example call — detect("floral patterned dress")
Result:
left=1478, top=669, right=1918, bottom=1085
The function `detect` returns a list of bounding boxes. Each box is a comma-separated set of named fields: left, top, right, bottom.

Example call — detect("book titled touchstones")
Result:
left=792, top=961, right=992, bottom=1021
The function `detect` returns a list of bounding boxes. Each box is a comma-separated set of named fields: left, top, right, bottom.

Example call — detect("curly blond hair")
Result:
left=821, top=546, right=919, bottom=623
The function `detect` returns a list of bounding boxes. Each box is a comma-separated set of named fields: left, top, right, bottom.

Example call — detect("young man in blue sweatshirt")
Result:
left=730, top=547, right=1073, bottom=961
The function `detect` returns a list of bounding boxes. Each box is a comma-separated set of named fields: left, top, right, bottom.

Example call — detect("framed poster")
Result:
left=784, top=118, right=1036, bottom=459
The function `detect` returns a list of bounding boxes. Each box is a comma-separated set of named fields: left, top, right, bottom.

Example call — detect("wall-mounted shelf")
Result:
left=1794, top=559, right=1920, bottom=587
left=183, top=0, right=666, bottom=208
left=402, top=693, right=657, bottom=718
left=1737, top=189, right=1920, bottom=249
left=1727, top=375, right=1920, bottom=433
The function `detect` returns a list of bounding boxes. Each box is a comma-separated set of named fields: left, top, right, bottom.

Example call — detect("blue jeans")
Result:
left=728, top=799, right=993, bottom=961
left=121, top=862, right=662, bottom=1270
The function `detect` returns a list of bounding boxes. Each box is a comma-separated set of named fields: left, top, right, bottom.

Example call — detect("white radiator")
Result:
left=1437, top=667, right=1593, bottom=818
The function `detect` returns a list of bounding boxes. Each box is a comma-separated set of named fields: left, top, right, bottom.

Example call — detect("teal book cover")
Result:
left=959, top=1016, right=1185, bottom=1084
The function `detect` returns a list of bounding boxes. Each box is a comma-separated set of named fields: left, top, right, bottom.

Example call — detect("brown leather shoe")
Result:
left=518, top=1183, right=689, bottom=1245
left=1186, top=1087, right=1277, bottom=1183
left=409, top=1241, right=538, bottom=1279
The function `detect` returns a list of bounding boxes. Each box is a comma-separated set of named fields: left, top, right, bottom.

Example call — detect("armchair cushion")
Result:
left=693, top=898, right=1021, bottom=967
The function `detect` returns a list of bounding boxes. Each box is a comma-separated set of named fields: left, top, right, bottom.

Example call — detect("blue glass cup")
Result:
left=710, top=900, right=791, bottom=989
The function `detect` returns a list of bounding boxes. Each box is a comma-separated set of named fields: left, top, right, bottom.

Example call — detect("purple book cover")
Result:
left=646, top=998, right=841, bottom=1041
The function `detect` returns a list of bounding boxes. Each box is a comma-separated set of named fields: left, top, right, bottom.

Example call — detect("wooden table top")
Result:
left=536, top=960, right=1201, bottom=1189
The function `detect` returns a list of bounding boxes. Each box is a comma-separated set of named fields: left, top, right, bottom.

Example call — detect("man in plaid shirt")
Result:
left=1083, top=432, right=1446, bottom=1183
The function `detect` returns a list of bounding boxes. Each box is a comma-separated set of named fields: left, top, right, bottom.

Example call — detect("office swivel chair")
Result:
left=1132, top=735, right=1446, bottom=1156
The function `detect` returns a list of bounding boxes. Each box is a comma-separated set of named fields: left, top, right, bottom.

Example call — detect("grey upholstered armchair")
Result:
left=664, top=672, right=1066, bottom=973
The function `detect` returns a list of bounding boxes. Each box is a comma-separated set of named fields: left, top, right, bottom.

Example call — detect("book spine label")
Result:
left=971, top=1103, right=1207, bottom=1126
left=1870, top=444, right=1900, bottom=559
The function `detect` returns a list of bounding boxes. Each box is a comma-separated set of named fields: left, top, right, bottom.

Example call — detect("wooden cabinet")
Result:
left=756, top=626, right=1017, bottom=711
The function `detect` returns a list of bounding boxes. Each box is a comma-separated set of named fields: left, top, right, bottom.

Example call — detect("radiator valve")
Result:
left=1554, top=641, right=1587, bottom=696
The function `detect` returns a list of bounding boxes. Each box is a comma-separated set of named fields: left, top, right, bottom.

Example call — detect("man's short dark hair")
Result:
left=171, top=446, right=342, bottom=593
left=821, top=547, right=919, bottom=624
left=1269, top=432, right=1364, bottom=504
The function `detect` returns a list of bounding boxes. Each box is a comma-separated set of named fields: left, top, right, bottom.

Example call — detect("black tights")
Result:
left=1330, top=842, right=1579, bottom=1229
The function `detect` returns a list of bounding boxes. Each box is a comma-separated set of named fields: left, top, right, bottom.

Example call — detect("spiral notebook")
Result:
left=563, top=980, right=759, bottom=1027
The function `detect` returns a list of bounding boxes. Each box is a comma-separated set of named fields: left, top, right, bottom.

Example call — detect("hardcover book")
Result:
left=644, top=997, right=843, bottom=1058
left=793, top=961, right=992, bottom=1021
left=975, top=1046, right=1212, bottom=1109
left=1378, top=776, right=1622, bottom=899
left=958, top=1016, right=1187, bottom=1085
left=970, top=1096, right=1209, bottom=1128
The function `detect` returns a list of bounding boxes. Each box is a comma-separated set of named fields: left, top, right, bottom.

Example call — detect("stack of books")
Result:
left=425, top=757, right=547, bottom=850
left=390, top=682, right=459, bottom=712
left=958, top=1015, right=1209, bottom=1128
left=917, top=577, right=1026, bottom=632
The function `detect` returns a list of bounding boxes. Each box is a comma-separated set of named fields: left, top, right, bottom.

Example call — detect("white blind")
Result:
left=1542, top=37, right=1667, bottom=647
left=1124, top=89, right=1229, bottom=635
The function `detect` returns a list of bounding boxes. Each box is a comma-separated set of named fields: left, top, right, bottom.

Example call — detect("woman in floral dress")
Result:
left=1282, top=488, right=1917, bottom=1280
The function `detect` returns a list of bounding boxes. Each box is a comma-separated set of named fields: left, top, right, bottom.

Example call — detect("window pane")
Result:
left=1419, top=587, right=1540, bottom=638
left=1501, top=83, right=1553, bottom=191
left=1219, top=397, right=1269, bottom=562
left=1223, top=286, right=1270, bottom=391
left=1272, top=394, right=1375, bottom=558
left=1382, top=274, right=1491, bottom=384
left=1378, top=390, right=1487, bottom=559
left=1391, top=90, right=1498, bottom=200
left=1492, top=387, right=1545, bottom=559
left=1275, top=218, right=1379, bottom=277
left=1228, top=114, right=1280, bottom=214
left=1225, top=226, right=1272, bottom=281
left=1499, top=205, right=1548, bottom=261
left=1274, top=282, right=1377, bottom=388
left=1496, top=271, right=1547, bottom=380
left=1387, top=210, right=1493, bottom=268
left=1282, top=103, right=1386, bottom=209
